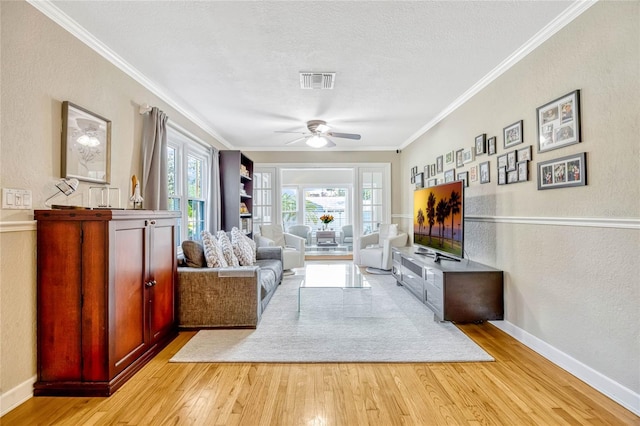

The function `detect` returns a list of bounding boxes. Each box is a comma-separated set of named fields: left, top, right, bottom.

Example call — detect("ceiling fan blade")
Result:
left=275, top=130, right=308, bottom=135
left=327, top=132, right=361, bottom=140
left=324, top=138, right=337, bottom=148
left=284, top=136, right=307, bottom=145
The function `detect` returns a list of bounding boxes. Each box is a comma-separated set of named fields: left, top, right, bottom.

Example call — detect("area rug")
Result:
left=170, top=269, right=493, bottom=363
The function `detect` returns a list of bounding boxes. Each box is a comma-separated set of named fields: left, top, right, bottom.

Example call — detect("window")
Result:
left=167, top=126, right=210, bottom=243
left=360, top=170, right=385, bottom=234
left=253, top=168, right=275, bottom=229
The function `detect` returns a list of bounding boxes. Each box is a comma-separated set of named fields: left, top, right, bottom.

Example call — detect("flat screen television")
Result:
left=413, top=180, right=464, bottom=262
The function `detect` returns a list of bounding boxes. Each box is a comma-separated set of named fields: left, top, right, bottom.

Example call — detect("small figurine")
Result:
left=130, top=175, right=143, bottom=209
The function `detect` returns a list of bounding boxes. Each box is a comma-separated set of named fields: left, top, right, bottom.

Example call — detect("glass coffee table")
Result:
left=298, top=263, right=372, bottom=312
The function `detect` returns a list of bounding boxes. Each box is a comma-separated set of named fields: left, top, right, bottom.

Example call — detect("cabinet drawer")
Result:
left=402, top=267, right=424, bottom=302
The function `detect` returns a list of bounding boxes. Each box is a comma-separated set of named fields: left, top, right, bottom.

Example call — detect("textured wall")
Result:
left=400, top=1, right=639, bottom=392
left=0, top=1, right=222, bottom=395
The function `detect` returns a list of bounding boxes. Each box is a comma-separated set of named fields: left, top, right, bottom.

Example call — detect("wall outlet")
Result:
left=2, top=188, right=33, bottom=210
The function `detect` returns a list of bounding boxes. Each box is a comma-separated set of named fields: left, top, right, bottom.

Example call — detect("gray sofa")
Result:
left=177, top=242, right=283, bottom=328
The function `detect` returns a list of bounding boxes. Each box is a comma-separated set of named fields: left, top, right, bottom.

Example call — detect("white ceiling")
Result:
left=40, top=1, right=588, bottom=151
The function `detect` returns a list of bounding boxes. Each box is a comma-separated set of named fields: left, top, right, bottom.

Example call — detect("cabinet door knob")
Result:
left=145, top=280, right=156, bottom=288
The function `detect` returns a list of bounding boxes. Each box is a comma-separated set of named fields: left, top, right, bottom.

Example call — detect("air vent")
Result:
left=299, top=72, right=335, bottom=89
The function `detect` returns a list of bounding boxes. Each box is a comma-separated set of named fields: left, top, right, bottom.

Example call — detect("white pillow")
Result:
left=379, top=223, right=398, bottom=240
left=259, top=224, right=285, bottom=247
left=201, top=230, right=228, bottom=268
left=231, top=227, right=256, bottom=266
left=216, top=230, right=240, bottom=267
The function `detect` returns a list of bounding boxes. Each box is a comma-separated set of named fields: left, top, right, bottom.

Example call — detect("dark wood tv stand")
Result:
left=391, top=247, right=504, bottom=323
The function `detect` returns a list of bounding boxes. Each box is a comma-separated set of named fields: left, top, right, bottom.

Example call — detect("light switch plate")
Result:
left=2, top=188, right=33, bottom=209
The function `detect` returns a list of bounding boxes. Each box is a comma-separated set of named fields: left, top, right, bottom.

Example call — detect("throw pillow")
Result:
left=259, top=224, right=285, bottom=247
left=217, top=230, right=240, bottom=267
left=201, top=231, right=228, bottom=268
left=181, top=240, right=207, bottom=268
left=231, top=227, right=255, bottom=266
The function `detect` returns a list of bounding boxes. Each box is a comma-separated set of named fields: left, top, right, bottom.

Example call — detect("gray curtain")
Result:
left=209, top=147, right=221, bottom=231
left=141, top=107, right=168, bottom=210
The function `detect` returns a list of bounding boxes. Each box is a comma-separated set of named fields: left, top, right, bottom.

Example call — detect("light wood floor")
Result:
left=4, top=324, right=638, bottom=425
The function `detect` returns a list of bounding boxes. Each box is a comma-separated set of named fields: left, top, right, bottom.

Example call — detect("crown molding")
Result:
left=400, top=0, right=598, bottom=149
left=26, top=0, right=234, bottom=149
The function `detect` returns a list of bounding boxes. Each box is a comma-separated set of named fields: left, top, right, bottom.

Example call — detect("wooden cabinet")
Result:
left=34, top=209, right=180, bottom=396
left=220, top=150, right=253, bottom=237
left=392, top=247, right=503, bottom=323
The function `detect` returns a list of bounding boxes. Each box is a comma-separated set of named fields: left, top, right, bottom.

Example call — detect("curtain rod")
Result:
left=139, top=103, right=152, bottom=114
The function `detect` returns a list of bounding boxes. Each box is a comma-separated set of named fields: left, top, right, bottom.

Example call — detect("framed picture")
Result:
left=507, top=170, right=518, bottom=184
left=537, top=90, right=581, bottom=153
left=62, top=101, right=111, bottom=184
left=444, top=168, right=455, bottom=183
left=427, top=178, right=438, bottom=187
left=423, top=165, right=430, bottom=179
left=517, top=145, right=532, bottom=162
left=475, top=134, right=486, bottom=155
left=517, top=161, right=528, bottom=182
left=445, top=150, right=455, bottom=164
left=456, top=149, right=464, bottom=167
left=497, top=154, right=507, bottom=170
left=430, top=163, right=436, bottom=176
left=457, top=171, right=469, bottom=187
left=537, top=152, right=587, bottom=190
left=469, top=165, right=478, bottom=182
left=506, top=151, right=517, bottom=171
left=411, top=175, right=415, bottom=184
left=436, top=155, right=444, bottom=173
left=498, top=167, right=506, bottom=185
left=415, top=172, right=424, bottom=189
left=503, top=120, right=523, bottom=149
left=487, top=136, right=497, bottom=155
left=479, top=161, right=490, bottom=184
left=462, top=147, right=475, bottom=164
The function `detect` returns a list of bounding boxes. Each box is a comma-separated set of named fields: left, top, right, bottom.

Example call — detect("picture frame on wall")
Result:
left=537, top=90, right=581, bottom=153
left=517, top=161, right=528, bottom=182
left=479, top=161, right=490, bottom=184
left=427, top=178, right=438, bottom=187
left=475, top=133, right=487, bottom=155
left=415, top=172, right=424, bottom=189
left=487, top=136, right=497, bottom=155
left=457, top=171, right=469, bottom=187
left=424, top=165, right=430, bottom=179
left=436, top=155, right=444, bottom=173
left=430, top=163, right=436, bottom=176
left=517, top=145, right=532, bottom=162
left=498, top=167, right=507, bottom=185
left=537, top=152, right=586, bottom=190
left=462, top=147, right=475, bottom=164
left=506, top=151, right=517, bottom=171
left=497, top=153, right=507, bottom=170
left=503, top=120, right=523, bottom=149
left=456, top=149, right=464, bottom=167
left=469, top=165, right=478, bottom=182
left=444, top=168, right=455, bottom=183
left=445, top=150, right=455, bottom=164
left=507, top=170, right=518, bottom=184
left=61, top=101, right=112, bottom=184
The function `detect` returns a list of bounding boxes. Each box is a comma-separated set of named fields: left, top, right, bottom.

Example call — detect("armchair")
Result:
left=255, top=224, right=305, bottom=271
left=339, top=224, right=353, bottom=246
left=359, top=224, right=408, bottom=274
left=287, top=224, right=312, bottom=245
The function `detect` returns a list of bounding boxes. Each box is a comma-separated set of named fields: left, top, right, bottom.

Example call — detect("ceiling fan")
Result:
left=276, top=120, right=361, bottom=148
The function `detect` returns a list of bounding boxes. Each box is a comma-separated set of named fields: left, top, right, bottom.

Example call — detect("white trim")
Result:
left=27, top=0, right=233, bottom=149
left=490, top=320, right=640, bottom=416
left=466, top=215, right=640, bottom=230
left=399, top=0, right=598, bottom=149
left=0, top=375, right=36, bottom=416
left=167, top=121, right=213, bottom=150
left=0, top=221, right=36, bottom=233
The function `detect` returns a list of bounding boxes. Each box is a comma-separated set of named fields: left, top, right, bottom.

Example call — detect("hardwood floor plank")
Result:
left=3, top=324, right=638, bottom=425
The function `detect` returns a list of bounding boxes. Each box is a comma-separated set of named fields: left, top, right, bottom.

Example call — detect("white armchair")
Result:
left=255, top=224, right=305, bottom=272
left=359, top=224, right=408, bottom=274
left=287, top=224, right=312, bottom=245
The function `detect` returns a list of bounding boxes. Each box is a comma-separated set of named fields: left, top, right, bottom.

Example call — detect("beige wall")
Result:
left=399, top=1, right=639, bottom=394
left=0, top=1, right=225, bottom=398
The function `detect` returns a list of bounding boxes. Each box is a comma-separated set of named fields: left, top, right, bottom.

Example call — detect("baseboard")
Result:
left=1, top=375, right=35, bottom=416
left=490, top=320, right=640, bottom=416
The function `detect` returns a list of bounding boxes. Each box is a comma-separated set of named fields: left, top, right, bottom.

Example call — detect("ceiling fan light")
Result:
left=306, top=135, right=328, bottom=148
